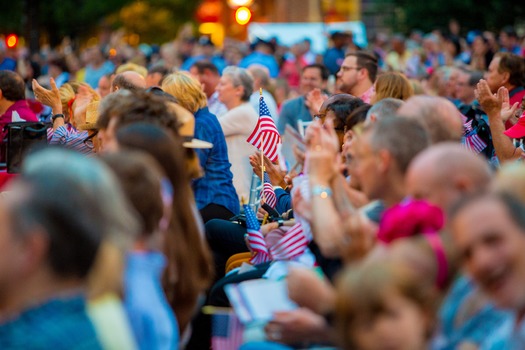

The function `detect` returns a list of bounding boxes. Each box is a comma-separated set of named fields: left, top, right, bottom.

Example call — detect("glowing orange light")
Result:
left=6, top=34, right=18, bottom=48
left=235, top=7, right=251, bottom=25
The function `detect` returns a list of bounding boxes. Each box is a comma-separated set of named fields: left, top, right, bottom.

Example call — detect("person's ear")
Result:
left=377, top=149, right=391, bottom=173
left=16, top=231, right=48, bottom=276
left=501, top=71, right=510, bottom=85
left=235, top=85, right=244, bottom=98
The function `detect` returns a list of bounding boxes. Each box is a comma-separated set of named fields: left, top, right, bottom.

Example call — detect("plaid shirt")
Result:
left=0, top=294, right=103, bottom=349
left=193, top=107, right=240, bottom=215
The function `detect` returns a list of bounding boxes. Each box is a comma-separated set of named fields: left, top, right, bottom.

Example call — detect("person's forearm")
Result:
left=487, top=112, right=522, bottom=162
left=331, top=174, right=369, bottom=216
left=310, top=179, right=345, bottom=258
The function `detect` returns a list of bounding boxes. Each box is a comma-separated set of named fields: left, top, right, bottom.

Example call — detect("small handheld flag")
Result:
left=247, top=96, right=281, bottom=162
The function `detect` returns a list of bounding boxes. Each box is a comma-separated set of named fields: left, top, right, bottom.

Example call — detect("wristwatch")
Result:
left=52, top=113, right=65, bottom=122
left=311, top=185, right=332, bottom=199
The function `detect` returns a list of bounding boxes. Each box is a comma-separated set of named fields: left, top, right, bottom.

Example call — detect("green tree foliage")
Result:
left=388, top=0, right=525, bottom=33
left=0, top=0, right=200, bottom=47
left=110, top=0, right=200, bottom=44
left=40, top=0, right=134, bottom=45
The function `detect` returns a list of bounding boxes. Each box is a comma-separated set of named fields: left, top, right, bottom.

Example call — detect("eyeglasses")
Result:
left=339, top=66, right=362, bottom=72
left=314, top=113, right=326, bottom=119
left=83, top=130, right=99, bottom=150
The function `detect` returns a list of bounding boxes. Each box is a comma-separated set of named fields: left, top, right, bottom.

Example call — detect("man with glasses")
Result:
left=337, top=52, right=378, bottom=103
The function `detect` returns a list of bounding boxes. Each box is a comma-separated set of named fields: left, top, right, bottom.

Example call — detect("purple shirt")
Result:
left=0, top=100, right=38, bottom=163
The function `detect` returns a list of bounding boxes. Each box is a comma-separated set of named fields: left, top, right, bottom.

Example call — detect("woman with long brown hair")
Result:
left=114, top=122, right=213, bottom=336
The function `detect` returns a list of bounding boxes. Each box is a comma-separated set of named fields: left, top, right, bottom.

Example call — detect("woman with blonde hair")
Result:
left=371, top=71, right=414, bottom=104
left=33, top=78, right=100, bottom=154
left=162, top=72, right=239, bottom=222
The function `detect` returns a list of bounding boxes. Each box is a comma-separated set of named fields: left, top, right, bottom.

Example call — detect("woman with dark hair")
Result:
left=101, top=151, right=179, bottom=350
left=114, top=123, right=213, bottom=338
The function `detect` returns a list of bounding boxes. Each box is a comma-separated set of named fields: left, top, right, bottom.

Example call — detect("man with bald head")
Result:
left=398, top=95, right=464, bottom=144
left=111, top=71, right=146, bottom=93
left=406, top=143, right=493, bottom=210
left=405, top=143, right=509, bottom=350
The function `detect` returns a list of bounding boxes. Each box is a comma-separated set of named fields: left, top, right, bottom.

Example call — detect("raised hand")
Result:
left=499, top=85, right=520, bottom=123
left=73, top=84, right=95, bottom=127
left=305, top=88, right=328, bottom=117
left=249, top=153, right=286, bottom=186
left=32, top=78, right=62, bottom=114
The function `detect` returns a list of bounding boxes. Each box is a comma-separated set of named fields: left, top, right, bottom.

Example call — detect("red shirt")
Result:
left=506, top=87, right=525, bottom=129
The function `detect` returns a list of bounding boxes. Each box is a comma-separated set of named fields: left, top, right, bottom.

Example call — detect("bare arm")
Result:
left=33, top=78, right=64, bottom=131
left=477, top=80, right=523, bottom=163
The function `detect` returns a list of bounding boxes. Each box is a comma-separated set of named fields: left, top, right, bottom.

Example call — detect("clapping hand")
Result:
left=32, top=78, right=62, bottom=114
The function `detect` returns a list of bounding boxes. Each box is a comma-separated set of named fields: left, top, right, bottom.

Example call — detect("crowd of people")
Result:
left=1, top=19, right=525, bottom=350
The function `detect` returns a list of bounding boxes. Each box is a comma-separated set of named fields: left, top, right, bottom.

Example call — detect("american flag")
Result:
left=246, top=97, right=281, bottom=162
left=464, top=133, right=487, bottom=153
left=211, top=310, right=244, bottom=350
left=464, top=119, right=473, bottom=134
left=243, top=204, right=271, bottom=264
left=269, top=222, right=308, bottom=260
left=263, top=173, right=277, bottom=208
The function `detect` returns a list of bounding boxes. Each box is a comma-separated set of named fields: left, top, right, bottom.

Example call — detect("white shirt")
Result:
left=218, top=102, right=259, bottom=202
left=208, top=91, right=228, bottom=118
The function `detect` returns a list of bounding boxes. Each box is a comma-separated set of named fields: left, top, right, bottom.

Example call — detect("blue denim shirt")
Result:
left=193, top=108, right=240, bottom=215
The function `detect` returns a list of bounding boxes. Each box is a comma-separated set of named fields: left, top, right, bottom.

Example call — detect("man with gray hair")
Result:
left=397, top=95, right=464, bottom=144
left=364, top=97, right=404, bottom=125
left=111, top=71, right=147, bottom=93
left=0, top=148, right=136, bottom=347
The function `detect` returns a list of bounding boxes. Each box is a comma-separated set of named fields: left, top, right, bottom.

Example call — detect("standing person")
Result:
left=337, top=52, right=378, bottom=103
left=238, top=39, right=279, bottom=79
left=83, top=47, right=115, bottom=89
left=215, top=66, right=259, bottom=201
left=162, top=72, right=240, bottom=221
left=324, top=32, right=352, bottom=76
left=181, top=36, right=227, bottom=73
left=189, top=61, right=228, bottom=117
left=0, top=148, right=135, bottom=348
left=386, top=34, right=412, bottom=73
left=277, top=64, right=329, bottom=134
left=499, top=26, right=523, bottom=55
left=47, top=57, right=70, bottom=88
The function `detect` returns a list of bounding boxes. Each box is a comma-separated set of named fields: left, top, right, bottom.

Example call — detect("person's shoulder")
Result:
left=281, top=96, right=304, bottom=109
